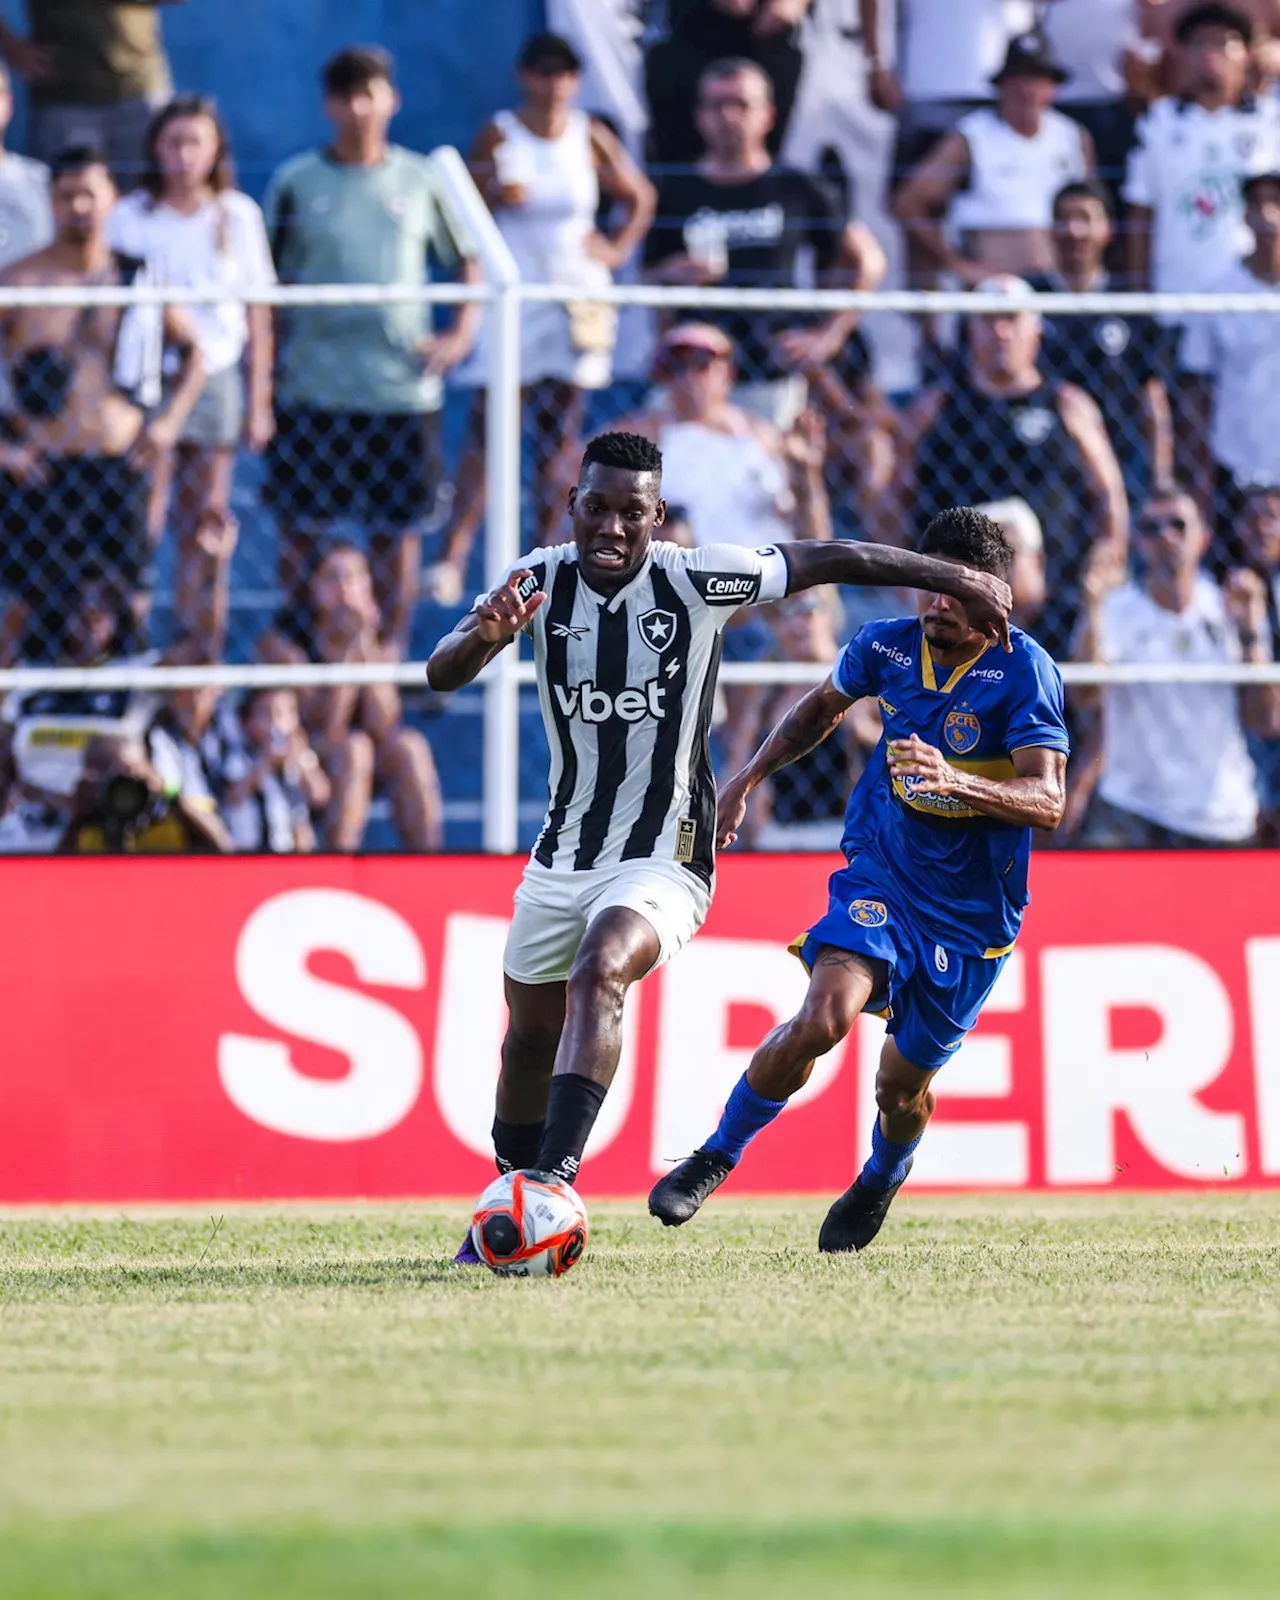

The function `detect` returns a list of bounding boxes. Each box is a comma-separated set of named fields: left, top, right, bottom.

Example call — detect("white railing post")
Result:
left=430, top=147, right=523, bottom=855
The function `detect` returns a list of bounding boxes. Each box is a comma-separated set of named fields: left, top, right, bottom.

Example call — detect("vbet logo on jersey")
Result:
left=552, top=678, right=667, bottom=724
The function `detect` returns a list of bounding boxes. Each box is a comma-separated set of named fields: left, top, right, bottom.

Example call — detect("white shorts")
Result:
left=503, top=859, right=712, bottom=986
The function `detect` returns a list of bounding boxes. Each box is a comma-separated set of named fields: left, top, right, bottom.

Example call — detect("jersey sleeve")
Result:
left=682, top=543, right=789, bottom=624
left=470, top=550, right=552, bottom=614
left=831, top=626, right=876, bottom=701
left=1004, top=646, right=1071, bottom=756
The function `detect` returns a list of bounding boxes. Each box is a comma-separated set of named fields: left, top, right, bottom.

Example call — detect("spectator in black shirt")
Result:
left=643, top=56, right=885, bottom=426
left=645, top=0, right=813, bottom=171
left=1029, top=179, right=1175, bottom=506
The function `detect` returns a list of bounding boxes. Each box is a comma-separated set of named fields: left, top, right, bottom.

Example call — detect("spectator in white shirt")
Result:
left=1042, top=0, right=1148, bottom=199
left=894, top=30, right=1093, bottom=287
left=1071, top=483, right=1274, bottom=846
left=0, top=62, right=50, bottom=272
left=1181, top=169, right=1280, bottom=555
left=220, top=688, right=329, bottom=854
left=109, top=96, right=276, bottom=637
left=1123, top=4, right=1280, bottom=294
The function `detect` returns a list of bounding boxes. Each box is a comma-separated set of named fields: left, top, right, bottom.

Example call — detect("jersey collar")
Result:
left=920, top=632, right=990, bottom=693
left=577, top=547, right=655, bottom=613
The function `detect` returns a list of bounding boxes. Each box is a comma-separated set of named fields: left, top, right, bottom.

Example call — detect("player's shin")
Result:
left=704, top=1073, right=788, bottom=1165
left=858, top=1115, right=924, bottom=1192
left=492, top=1116, right=545, bottom=1175
left=535, top=1072, right=608, bottom=1185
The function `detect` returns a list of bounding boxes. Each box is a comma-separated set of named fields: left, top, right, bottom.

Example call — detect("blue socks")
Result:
left=705, top=1073, right=787, bottom=1165
left=858, top=1117, right=922, bottom=1191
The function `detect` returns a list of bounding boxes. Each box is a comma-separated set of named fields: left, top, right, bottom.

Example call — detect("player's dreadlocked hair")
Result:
left=580, top=430, right=663, bottom=480
left=920, top=506, right=1014, bottom=579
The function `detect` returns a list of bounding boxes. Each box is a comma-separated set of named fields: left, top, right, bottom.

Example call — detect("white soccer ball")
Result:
left=470, top=1169, right=589, bottom=1278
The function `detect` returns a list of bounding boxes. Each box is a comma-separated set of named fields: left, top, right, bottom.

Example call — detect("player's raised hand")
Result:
left=953, top=569, right=1013, bottom=651
left=887, top=734, right=954, bottom=796
left=716, top=776, right=751, bottom=850
left=474, top=569, right=547, bottom=644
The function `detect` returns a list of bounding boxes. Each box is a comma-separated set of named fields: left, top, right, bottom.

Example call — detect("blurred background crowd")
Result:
left=0, top=0, right=1278, bottom=855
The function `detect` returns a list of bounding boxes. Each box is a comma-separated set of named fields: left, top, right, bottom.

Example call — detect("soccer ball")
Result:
left=470, top=1169, right=588, bottom=1278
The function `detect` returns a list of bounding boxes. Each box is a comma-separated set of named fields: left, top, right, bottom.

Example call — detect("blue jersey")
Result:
left=832, top=619, right=1069, bottom=958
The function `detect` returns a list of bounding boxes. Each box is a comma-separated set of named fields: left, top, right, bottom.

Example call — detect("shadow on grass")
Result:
left=0, top=1256, right=479, bottom=1298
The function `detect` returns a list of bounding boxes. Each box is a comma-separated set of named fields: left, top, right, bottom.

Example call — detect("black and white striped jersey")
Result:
left=493, top=539, right=789, bottom=886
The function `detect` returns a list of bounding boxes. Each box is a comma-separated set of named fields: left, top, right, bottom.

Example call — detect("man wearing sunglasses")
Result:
left=1069, top=485, right=1274, bottom=847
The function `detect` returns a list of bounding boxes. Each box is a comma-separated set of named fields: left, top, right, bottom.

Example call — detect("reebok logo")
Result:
left=553, top=678, right=667, bottom=724
left=871, top=640, right=912, bottom=668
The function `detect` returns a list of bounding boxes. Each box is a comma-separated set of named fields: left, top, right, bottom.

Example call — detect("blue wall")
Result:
left=155, top=0, right=544, bottom=195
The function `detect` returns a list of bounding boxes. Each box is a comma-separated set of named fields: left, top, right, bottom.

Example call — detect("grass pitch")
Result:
left=1, top=1195, right=1279, bottom=1598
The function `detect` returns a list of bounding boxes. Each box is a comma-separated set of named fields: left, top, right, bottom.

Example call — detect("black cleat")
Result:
left=817, top=1158, right=913, bottom=1253
left=648, top=1147, right=735, bottom=1226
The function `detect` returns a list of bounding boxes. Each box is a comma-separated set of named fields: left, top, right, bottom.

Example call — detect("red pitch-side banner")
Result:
left=1, top=853, right=1279, bottom=1201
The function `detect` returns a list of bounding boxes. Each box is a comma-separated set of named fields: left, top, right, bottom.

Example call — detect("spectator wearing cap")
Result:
left=1069, top=483, right=1274, bottom=846
left=0, top=0, right=177, bottom=183
left=433, top=32, right=655, bottom=596
left=1029, top=179, right=1176, bottom=506
left=1182, top=170, right=1280, bottom=554
left=263, top=46, right=483, bottom=655
left=643, top=56, right=885, bottom=429
left=645, top=0, right=814, bottom=172
left=613, top=318, right=831, bottom=777
left=1124, top=4, right=1280, bottom=296
left=894, top=29, right=1093, bottom=288
left=880, top=275, right=1128, bottom=658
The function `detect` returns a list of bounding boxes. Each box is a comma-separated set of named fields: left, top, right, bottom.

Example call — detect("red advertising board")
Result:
left=1, top=852, right=1279, bottom=1201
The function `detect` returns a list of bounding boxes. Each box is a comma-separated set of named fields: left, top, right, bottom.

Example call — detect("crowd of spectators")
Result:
left=0, top=1, right=1277, bottom=851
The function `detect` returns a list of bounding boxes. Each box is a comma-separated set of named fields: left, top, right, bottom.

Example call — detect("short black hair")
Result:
left=580, top=431, right=663, bottom=481
left=1242, top=170, right=1280, bottom=202
left=1174, top=3, right=1253, bottom=45
left=518, top=30, right=583, bottom=74
left=1052, top=178, right=1114, bottom=220
left=920, top=507, right=1014, bottom=578
left=50, top=144, right=113, bottom=184
left=322, top=45, right=395, bottom=97
left=698, top=56, right=775, bottom=103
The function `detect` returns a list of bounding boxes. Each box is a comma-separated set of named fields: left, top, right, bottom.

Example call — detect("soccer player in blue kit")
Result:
left=649, top=507, right=1070, bottom=1251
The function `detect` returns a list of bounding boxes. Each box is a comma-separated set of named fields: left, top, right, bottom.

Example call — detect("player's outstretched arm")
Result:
left=717, top=675, right=855, bottom=848
left=426, top=569, right=546, bottom=692
left=778, top=540, right=1013, bottom=650
left=888, top=737, right=1067, bottom=831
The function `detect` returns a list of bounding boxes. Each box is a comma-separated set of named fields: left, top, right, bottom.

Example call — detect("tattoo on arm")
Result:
left=743, top=683, right=851, bottom=788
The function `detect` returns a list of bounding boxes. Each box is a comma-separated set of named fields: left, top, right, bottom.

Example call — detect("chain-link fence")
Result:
left=0, top=220, right=1278, bottom=854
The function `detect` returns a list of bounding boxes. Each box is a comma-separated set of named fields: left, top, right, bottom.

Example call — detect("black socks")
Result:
left=535, top=1075, right=608, bottom=1185
left=492, top=1115, right=545, bottom=1175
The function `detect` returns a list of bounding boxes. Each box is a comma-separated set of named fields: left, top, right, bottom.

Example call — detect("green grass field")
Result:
left=1, top=1194, right=1279, bottom=1598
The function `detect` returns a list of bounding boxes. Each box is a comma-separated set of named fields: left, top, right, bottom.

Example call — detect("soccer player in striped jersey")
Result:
left=427, top=433, right=1013, bottom=1263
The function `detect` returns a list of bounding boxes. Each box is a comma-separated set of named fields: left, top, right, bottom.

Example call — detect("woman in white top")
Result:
left=109, top=96, right=276, bottom=633
left=431, top=32, right=654, bottom=601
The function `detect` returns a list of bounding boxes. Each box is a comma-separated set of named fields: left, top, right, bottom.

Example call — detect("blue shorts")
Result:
left=793, top=866, right=1008, bottom=1073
